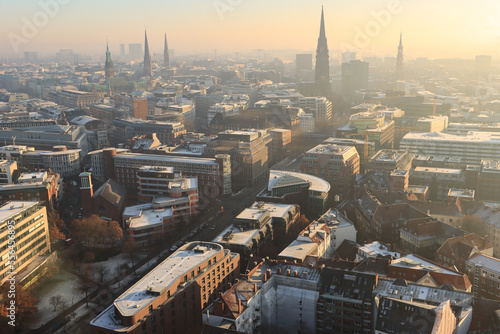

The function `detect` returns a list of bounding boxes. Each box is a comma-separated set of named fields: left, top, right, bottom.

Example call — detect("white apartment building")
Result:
left=299, top=97, right=332, bottom=121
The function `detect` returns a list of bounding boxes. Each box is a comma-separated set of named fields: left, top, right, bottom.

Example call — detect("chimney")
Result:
left=286, top=269, right=291, bottom=276
left=254, top=283, right=258, bottom=293
left=277, top=267, right=282, bottom=275
left=266, top=269, right=271, bottom=280
left=238, top=298, right=242, bottom=314
left=294, top=270, right=298, bottom=277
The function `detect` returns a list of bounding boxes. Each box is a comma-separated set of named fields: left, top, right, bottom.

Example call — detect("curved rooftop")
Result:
left=268, top=170, right=330, bottom=193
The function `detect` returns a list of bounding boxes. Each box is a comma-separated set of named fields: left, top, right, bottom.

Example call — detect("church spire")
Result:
left=396, top=32, right=404, bottom=80
left=315, top=5, right=330, bottom=98
left=143, top=30, right=152, bottom=77
left=164, top=33, right=170, bottom=68
left=104, top=38, right=115, bottom=79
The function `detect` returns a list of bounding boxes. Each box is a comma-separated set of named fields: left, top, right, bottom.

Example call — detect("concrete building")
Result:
left=110, top=118, right=185, bottom=147
left=278, top=209, right=356, bottom=264
left=90, top=242, right=240, bottom=334
left=257, top=170, right=330, bottom=219
left=0, top=160, right=17, bottom=185
left=476, top=160, right=500, bottom=202
left=323, top=137, right=376, bottom=172
left=341, top=111, right=395, bottom=150
left=268, top=129, right=291, bottom=163
left=56, top=89, right=100, bottom=108
left=0, top=171, right=61, bottom=210
left=298, top=97, right=333, bottom=121
left=366, top=149, right=413, bottom=175
left=22, top=146, right=81, bottom=178
left=410, top=167, right=466, bottom=201
left=136, top=166, right=198, bottom=204
left=317, top=269, right=378, bottom=333
left=0, top=201, right=50, bottom=285
left=300, top=144, right=360, bottom=201
left=203, top=259, right=321, bottom=334
left=400, top=131, right=500, bottom=165
left=206, top=130, right=271, bottom=188
left=342, top=60, right=369, bottom=98
left=113, top=94, right=149, bottom=120
left=466, top=253, right=500, bottom=302
left=0, top=125, right=89, bottom=157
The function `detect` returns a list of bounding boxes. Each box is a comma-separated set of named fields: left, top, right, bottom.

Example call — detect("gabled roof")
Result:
left=437, top=233, right=492, bottom=260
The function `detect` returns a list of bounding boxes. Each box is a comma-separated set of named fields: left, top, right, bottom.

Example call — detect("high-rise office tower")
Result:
left=164, top=33, right=170, bottom=68
left=396, top=32, right=404, bottom=80
left=315, top=6, right=330, bottom=98
left=143, top=30, right=152, bottom=77
left=128, top=43, right=142, bottom=59
left=104, top=40, right=116, bottom=79
left=119, top=44, right=126, bottom=58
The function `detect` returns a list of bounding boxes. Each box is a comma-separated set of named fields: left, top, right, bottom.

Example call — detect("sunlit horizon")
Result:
left=1, top=0, right=500, bottom=60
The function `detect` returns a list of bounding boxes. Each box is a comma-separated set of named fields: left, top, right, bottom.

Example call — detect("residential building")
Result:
left=0, top=171, right=61, bottom=210
left=317, top=269, right=377, bottom=333
left=90, top=242, right=240, bottom=334
left=436, top=234, right=493, bottom=274
left=278, top=209, right=356, bottom=264
left=0, top=201, right=50, bottom=285
left=356, top=241, right=401, bottom=262
left=466, top=253, right=500, bottom=301
left=300, top=144, right=360, bottom=201
left=400, top=219, right=466, bottom=260
left=203, top=259, right=321, bottom=334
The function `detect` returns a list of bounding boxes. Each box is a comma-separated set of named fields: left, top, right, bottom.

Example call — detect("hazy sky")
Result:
left=1, top=0, right=500, bottom=60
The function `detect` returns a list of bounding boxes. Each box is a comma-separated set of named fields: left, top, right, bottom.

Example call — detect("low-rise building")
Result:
left=356, top=241, right=401, bottom=261
left=410, top=166, right=466, bottom=201
left=278, top=209, right=356, bottom=264
left=366, top=149, right=413, bottom=175
left=0, top=160, right=17, bottom=185
left=436, top=234, right=493, bottom=274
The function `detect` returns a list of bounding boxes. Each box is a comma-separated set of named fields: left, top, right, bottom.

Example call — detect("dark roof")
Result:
left=319, top=268, right=377, bottom=300
left=375, top=297, right=437, bottom=334
left=93, top=178, right=126, bottom=208
left=469, top=298, right=500, bottom=332
left=353, top=257, right=390, bottom=276
left=334, top=239, right=360, bottom=261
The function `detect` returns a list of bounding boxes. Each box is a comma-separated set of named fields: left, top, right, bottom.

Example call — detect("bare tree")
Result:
left=123, top=238, right=139, bottom=275
left=94, top=263, right=108, bottom=283
left=74, top=266, right=94, bottom=307
left=49, top=294, right=64, bottom=312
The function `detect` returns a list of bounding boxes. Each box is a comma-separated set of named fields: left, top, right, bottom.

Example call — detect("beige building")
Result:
left=0, top=201, right=50, bottom=285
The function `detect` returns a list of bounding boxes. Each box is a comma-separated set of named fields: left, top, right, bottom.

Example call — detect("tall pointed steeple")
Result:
left=163, top=33, right=170, bottom=68
left=143, top=30, right=152, bottom=77
left=396, top=32, right=404, bottom=80
left=315, top=6, right=330, bottom=98
left=104, top=38, right=116, bottom=79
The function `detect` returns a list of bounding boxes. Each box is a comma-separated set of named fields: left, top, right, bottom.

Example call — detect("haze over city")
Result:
left=1, top=0, right=500, bottom=59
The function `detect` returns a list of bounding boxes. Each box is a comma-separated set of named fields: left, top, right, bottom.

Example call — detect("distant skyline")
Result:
left=1, top=0, right=500, bottom=59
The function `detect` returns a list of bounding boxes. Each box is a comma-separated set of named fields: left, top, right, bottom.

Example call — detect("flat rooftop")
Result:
left=391, top=254, right=460, bottom=276
left=306, top=144, right=354, bottom=155
left=467, top=253, right=500, bottom=274
left=370, top=150, right=409, bottom=163
left=448, top=188, right=474, bottom=198
left=114, top=152, right=218, bottom=166
left=249, top=202, right=295, bottom=219
left=0, top=201, right=39, bottom=223
left=413, top=166, right=462, bottom=175
left=213, top=224, right=261, bottom=246
left=359, top=241, right=400, bottom=259
left=278, top=240, right=317, bottom=261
